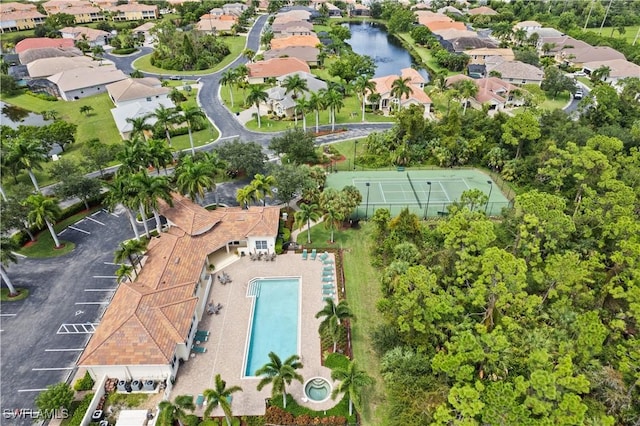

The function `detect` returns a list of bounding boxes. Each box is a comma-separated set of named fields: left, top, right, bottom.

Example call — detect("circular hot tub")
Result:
left=304, top=377, right=332, bottom=403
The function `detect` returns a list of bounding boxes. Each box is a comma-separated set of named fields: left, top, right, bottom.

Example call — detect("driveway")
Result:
left=0, top=209, right=140, bottom=424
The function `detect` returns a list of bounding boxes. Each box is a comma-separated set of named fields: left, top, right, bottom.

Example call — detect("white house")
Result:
left=47, top=66, right=127, bottom=100
left=106, top=77, right=169, bottom=107
left=110, top=98, right=175, bottom=139
left=367, top=68, right=432, bottom=117
left=59, top=26, right=110, bottom=47
left=78, top=195, right=281, bottom=383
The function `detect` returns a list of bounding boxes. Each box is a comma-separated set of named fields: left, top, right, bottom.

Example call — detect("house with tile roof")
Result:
left=196, top=14, right=237, bottom=33
left=513, top=20, right=542, bottom=32
left=26, top=56, right=97, bottom=78
left=265, top=71, right=328, bottom=118
left=558, top=45, right=625, bottom=67
left=273, top=10, right=312, bottom=25
left=415, top=11, right=451, bottom=26
left=270, top=34, right=321, bottom=50
left=60, top=26, right=110, bottom=47
left=247, top=57, right=311, bottom=83
left=272, top=20, right=314, bottom=35
left=78, top=195, right=280, bottom=382
left=222, top=2, right=247, bottom=16
left=110, top=97, right=175, bottom=139
left=263, top=46, right=320, bottom=67
left=582, top=59, right=640, bottom=92
left=349, top=3, right=370, bottom=16
left=468, top=6, right=498, bottom=16
left=446, top=74, right=523, bottom=112
left=18, top=46, right=83, bottom=65
left=47, top=66, right=128, bottom=100
left=43, top=1, right=103, bottom=23
left=427, top=20, right=467, bottom=32
left=0, top=3, right=46, bottom=32
left=102, top=3, right=158, bottom=21
left=466, top=48, right=515, bottom=65
left=133, top=21, right=156, bottom=45
left=366, top=68, right=432, bottom=118
left=15, top=38, right=75, bottom=54
left=485, top=58, right=544, bottom=86
left=107, top=77, right=169, bottom=107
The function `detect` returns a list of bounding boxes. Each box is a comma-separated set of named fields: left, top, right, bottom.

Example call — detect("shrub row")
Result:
left=68, top=393, right=94, bottom=426
left=265, top=406, right=347, bottom=425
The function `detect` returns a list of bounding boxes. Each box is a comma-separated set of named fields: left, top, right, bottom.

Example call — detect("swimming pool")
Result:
left=243, top=277, right=301, bottom=377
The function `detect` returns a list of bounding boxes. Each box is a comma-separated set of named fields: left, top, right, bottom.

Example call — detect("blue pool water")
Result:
left=244, top=278, right=300, bottom=376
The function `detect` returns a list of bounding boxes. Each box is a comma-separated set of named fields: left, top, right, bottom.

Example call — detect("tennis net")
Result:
left=406, top=173, right=422, bottom=208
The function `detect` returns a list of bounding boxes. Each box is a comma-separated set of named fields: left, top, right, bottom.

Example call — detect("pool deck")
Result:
left=171, top=251, right=341, bottom=417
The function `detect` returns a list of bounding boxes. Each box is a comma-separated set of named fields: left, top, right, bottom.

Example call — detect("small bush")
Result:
left=74, top=371, right=95, bottom=391
left=27, top=91, right=57, bottom=101
left=282, top=227, right=291, bottom=242
left=68, top=393, right=94, bottom=426
left=275, top=237, right=283, bottom=254
left=325, top=353, right=349, bottom=370
left=111, top=47, right=137, bottom=54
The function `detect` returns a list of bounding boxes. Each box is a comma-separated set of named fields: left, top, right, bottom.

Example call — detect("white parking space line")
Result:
left=93, top=275, right=117, bottom=279
left=0, top=313, right=16, bottom=317
left=84, top=289, right=115, bottom=292
left=75, top=302, right=109, bottom=305
left=17, top=389, right=48, bottom=393
left=103, top=262, right=118, bottom=265
left=91, top=210, right=103, bottom=217
left=44, top=348, right=84, bottom=352
left=86, top=216, right=105, bottom=226
left=68, top=226, right=90, bottom=234
left=103, top=209, right=119, bottom=217
left=59, top=229, right=67, bottom=235
left=32, top=367, right=74, bottom=371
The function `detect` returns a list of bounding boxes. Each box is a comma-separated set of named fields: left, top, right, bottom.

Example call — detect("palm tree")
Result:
left=24, top=194, right=62, bottom=248
left=233, top=64, right=249, bottom=99
left=147, top=138, right=173, bottom=174
left=591, top=65, right=611, bottom=84
left=295, top=97, right=311, bottom=131
left=330, top=359, right=373, bottom=416
left=316, top=298, right=354, bottom=352
left=236, top=186, right=253, bottom=209
left=126, top=116, right=152, bottom=140
left=114, top=238, right=147, bottom=278
left=308, top=91, right=324, bottom=133
left=323, top=88, right=344, bottom=131
left=354, top=75, right=377, bottom=122
left=220, top=68, right=238, bottom=108
left=294, top=202, right=321, bottom=244
left=157, top=395, right=195, bottom=426
left=255, top=352, right=304, bottom=409
left=203, top=374, right=242, bottom=426
left=0, top=237, right=19, bottom=296
left=148, top=104, right=179, bottom=145
left=11, top=138, right=47, bottom=193
left=115, top=263, right=134, bottom=283
left=103, top=175, right=141, bottom=240
left=243, top=48, right=255, bottom=62
left=179, top=106, right=207, bottom=155
left=246, top=84, right=269, bottom=128
left=132, top=171, right=173, bottom=235
left=323, top=206, right=343, bottom=243
left=174, top=155, right=215, bottom=203
left=117, top=137, right=151, bottom=174
left=250, top=174, right=276, bottom=206
left=452, top=79, right=478, bottom=115
left=390, top=77, right=413, bottom=111
left=282, top=73, right=309, bottom=100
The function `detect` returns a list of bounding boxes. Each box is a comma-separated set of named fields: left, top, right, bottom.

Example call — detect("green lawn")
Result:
left=396, top=33, right=454, bottom=76
left=540, top=91, right=571, bottom=110
left=171, top=88, right=219, bottom=150
left=585, top=25, right=640, bottom=44
left=295, top=223, right=387, bottom=425
left=1, top=288, right=29, bottom=301
left=133, top=35, right=247, bottom=76
left=577, top=77, right=593, bottom=89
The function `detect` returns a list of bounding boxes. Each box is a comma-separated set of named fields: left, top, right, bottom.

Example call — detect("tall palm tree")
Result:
left=157, top=395, right=195, bottom=426
left=295, top=202, right=321, bottom=244
left=246, top=84, right=269, bottom=128
left=24, top=194, right=62, bottom=248
left=295, top=97, right=311, bottom=131
left=236, top=186, right=253, bottom=209
left=308, top=91, right=325, bottom=133
left=323, top=206, right=343, bottom=243
left=255, top=352, right=304, bottom=409
left=147, top=138, right=173, bottom=174
left=250, top=174, right=276, bottom=206
left=148, top=104, right=179, bottom=145
left=233, top=64, right=249, bottom=100
left=116, top=137, right=151, bottom=174
left=203, top=374, right=242, bottom=426
left=390, top=77, right=413, bottom=111
left=126, top=116, right=152, bottom=140
left=114, top=238, right=148, bottom=278
left=179, top=106, right=207, bottom=155
left=354, top=75, right=377, bottom=122
left=220, top=68, right=238, bottom=108
left=0, top=237, right=19, bottom=296
left=452, top=79, right=478, bottom=115
left=330, top=359, right=373, bottom=416
left=132, top=171, right=173, bottom=235
left=316, top=298, right=354, bottom=352
left=11, top=138, right=47, bottom=193
left=104, top=175, right=141, bottom=240
left=115, top=263, right=134, bottom=284
left=174, top=155, right=215, bottom=203
left=323, top=88, right=344, bottom=131
left=282, top=74, right=309, bottom=100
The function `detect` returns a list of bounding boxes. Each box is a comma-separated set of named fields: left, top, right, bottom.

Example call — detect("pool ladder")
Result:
left=247, top=280, right=261, bottom=297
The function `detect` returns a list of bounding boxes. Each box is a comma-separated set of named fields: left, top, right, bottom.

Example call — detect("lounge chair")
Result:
left=322, top=290, right=335, bottom=296
left=323, top=259, right=334, bottom=265
left=322, top=285, right=335, bottom=291
left=196, top=394, right=205, bottom=408
left=322, top=277, right=334, bottom=282
left=322, top=271, right=334, bottom=277
left=302, top=249, right=308, bottom=260
left=319, top=252, right=329, bottom=261
left=196, top=330, right=209, bottom=336
left=192, top=345, right=207, bottom=354
left=195, top=335, right=208, bottom=343
left=310, top=249, right=317, bottom=260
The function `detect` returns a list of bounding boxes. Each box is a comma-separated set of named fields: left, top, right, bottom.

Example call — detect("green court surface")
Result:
left=325, top=169, right=511, bottom=218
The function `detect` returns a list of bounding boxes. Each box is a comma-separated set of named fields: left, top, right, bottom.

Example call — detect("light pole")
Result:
left=353, top=140, right=358, bottom=170
left=424, top=181, right=431, bottom=219
left=365, top=182, right=370, bottom=220
left=485, top=180, right=493, bottom=215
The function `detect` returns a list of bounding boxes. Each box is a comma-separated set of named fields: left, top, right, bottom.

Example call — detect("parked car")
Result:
left=574, top=89, right=583, bottom=99
left=169, top=75, right=181, bottom=80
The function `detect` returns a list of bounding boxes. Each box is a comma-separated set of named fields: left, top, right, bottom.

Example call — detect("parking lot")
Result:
left=0, top=207, right=138, bottom=423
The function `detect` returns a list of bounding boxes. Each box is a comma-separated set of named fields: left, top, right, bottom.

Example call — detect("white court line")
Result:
left=32, top=367, right=74, bottom=371
left=0, top=313, right=16, bottom=317
left=378, top=182, right=387, bottom=203
left=17, top=388, right=48, bottom=393
left=45, top=348, right=83, bottom=352
left=462, top=178, right=471, bottom=189
left=437, top=181, right=451, bottom=202
left=93, top=275, right=117, bottom=279
left=68, top=226, right=90, bottom=235
left=86, top=216, right=105, bottom=226
left=84, top=289, right=115, bottom=292
left=75, top=302, right=109, bottom=305
left=103, top=208, right=119, bottom=217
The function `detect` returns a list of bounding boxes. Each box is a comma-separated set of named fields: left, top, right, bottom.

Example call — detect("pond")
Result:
left=346, top=22, right=430, bottom=80
left=1, top=102, right=51, bottom=129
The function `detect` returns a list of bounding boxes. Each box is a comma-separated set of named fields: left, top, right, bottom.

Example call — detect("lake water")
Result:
left=346, top=22, right=430, bottom=80
left=1, top=102, right=51, bottom=129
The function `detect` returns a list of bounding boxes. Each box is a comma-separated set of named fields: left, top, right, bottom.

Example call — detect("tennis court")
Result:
left=325, top=169, right=511, bottom=218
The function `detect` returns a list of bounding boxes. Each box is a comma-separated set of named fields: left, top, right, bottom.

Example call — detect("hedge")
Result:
left=68, top=393, right=94, bottom=426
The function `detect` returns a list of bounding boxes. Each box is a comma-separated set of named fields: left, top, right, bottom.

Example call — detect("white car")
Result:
left=574, top=89, right=584, bottom=99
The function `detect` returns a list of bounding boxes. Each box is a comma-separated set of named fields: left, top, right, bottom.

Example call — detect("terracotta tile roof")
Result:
left=103, top=3, right=158, bottom=12
left=133, top=22, right=155, bottom=33
left=401, top=67, right=427, bottom=85
left=371, top=74, right=432, bottom=104
left=80, top=194, right=280, bottom=367
left=468, top=6, right=498, bottom=16
left=514, top=20, right=542, bottom=29
left=196, top=17, right=236, bottom=32
left=247, top=57, right=310, bottom=78
left=0, top=2, right=38, bottom=13
left=15, top=38, right=75, bottom=54
left=446, top=75, right=517, bottom=104
left=487, top=60, right=544, bottom=81
left=53, top=5, right=101, bottom=15
left=426, top=20, right=467, bottom=32
left=273, top=10, right=311, bottom=24
left=270, top=35, right=321, bottom=50
left=415, top=11, right=452, bottom=25
left=263, top=46, right=319, bottom=63
left=272, top=20, right=313, bottom=33
left=434, top=29, right=477, bottom=40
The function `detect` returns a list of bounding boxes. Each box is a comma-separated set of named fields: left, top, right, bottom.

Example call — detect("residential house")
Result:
left=466, top=47, right=515, bottom=64
left=582, top=59, right=640, bottom=92
left=468, top=6, right=498, bottom=16
left=415, top=11, right=452, bottom=27
left=60, top=27, right=110, bottom=47
left=209, top=8, right=224, bottom=16
left=18, top=46, right=83, bottom=65
left=42, top=1, right=103, bottom=23
left=246, top=57, right=311, bottom=83
left=513, top=20, right=542, bottom=32
left=271, top=20, right=314, bottom=35
left=349, top=4, right=370, bottom=17
left=47, top=66, right=128, bottom=100
left=485, top=58, right=544, bottom=86
left=270, top=35, right=321, bottom=50
left=263, top=46, right=320, bottom=67
left=427, top=20, right=467, bottom=33
left=78, top=195, right=280, bottom=382
left=446, top=74, right=522, bottom=112
left=102, top=3, right=158, bottom=21
left=110, top=97, right=175, bottom=139
left=265, top=71, right=327, bottom=118
left=0, top=3, right=46, bottom=32
left=132, top=22, right=156, bottom=45
left=325, top=3, right=342, bottom=17
left=558, top=45, right=625, bottom=68
left=537, top=35, right=590, bottom=57
left=222, top=2, right=247, bottom=16
left=26, top=56, right=98, bottom=78
left=196, top=14, right=237, bottom=33
left=434, top=29, right=478, bottom=41
left=273, top=10, right=312, bottom=25
left=528, top=27, right=563, bottom=39
left=448, top=36, right=495, bottom=52
left=367, top=69, right=432, bottom=118
left=15, top=38, right=75, bottom=54
left=106, top=77, right=169, bottom=107
left=438, top=6, right=464, bottom=17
